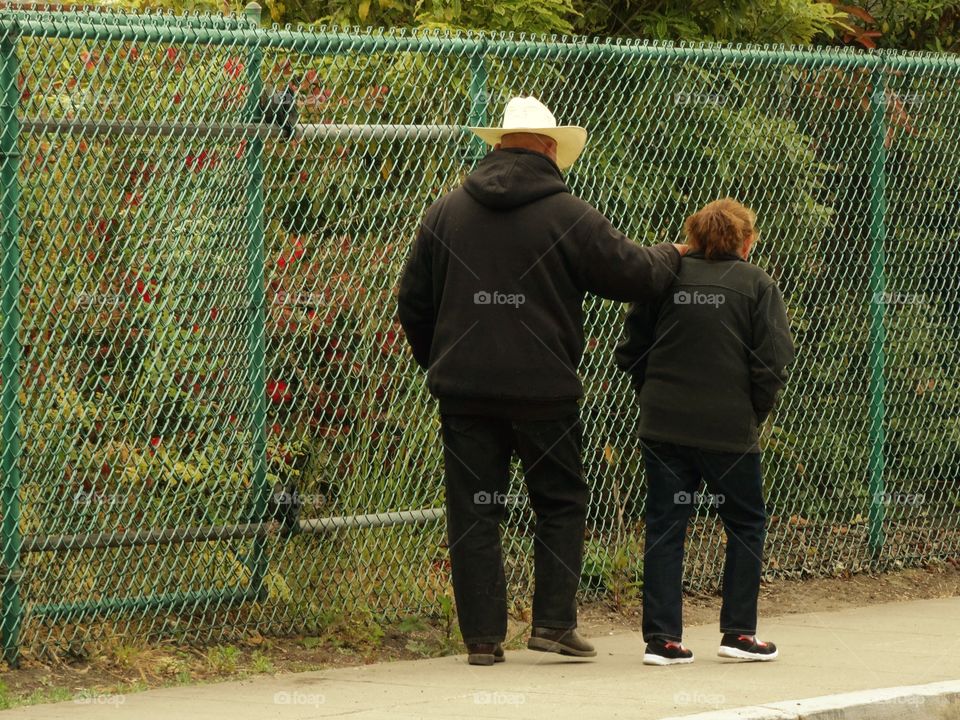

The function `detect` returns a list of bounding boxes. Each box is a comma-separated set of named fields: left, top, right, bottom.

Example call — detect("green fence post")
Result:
left=467, top=48, right=487, bottom=164
left=0, top=17, right=23, bottom=667
left=244, top=2, right=269, bottom=599
left=867, top=63, right=887, bottom=559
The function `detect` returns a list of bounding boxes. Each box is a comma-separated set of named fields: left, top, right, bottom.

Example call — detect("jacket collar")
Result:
left=686, top=250, right=745, bottom=262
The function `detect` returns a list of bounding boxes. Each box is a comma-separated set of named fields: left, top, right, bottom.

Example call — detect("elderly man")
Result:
left=398, top=96, right=684, bottom=665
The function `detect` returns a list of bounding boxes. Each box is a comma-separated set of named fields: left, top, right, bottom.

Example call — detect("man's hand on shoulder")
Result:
left=672, top=243, right=690, bottom=256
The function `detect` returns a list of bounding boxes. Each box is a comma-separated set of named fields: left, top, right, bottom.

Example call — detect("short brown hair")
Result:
left=684, top=198, right=757, bottom=260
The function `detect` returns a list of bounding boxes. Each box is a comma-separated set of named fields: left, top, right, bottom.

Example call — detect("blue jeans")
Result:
left=641, top=439, right=766, bottom=642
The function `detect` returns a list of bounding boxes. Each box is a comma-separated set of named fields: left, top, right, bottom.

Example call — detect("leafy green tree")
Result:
left=833, top=1, right=960, bottom=51
left=260, top=0, right=578, bottom=33
left=127, top=0, right=960, bottom=52
left=574, top=0, right=845, bottom=43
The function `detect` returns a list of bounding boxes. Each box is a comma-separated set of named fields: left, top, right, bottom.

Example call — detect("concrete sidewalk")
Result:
left=7, top=597, right=960, bottom=719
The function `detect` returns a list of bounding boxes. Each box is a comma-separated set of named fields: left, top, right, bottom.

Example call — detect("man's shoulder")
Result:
left=424, top=189, right=454, bottom=214
left=422, top=186, right=476, bottom=220
left=543, top=193, right=608, bottom=238
left=416, top=191, right=454, bottom=236
left=555, top=192, right=601, bottom=215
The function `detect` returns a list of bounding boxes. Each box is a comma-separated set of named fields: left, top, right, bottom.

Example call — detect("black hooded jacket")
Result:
left=398, top=148, right=681, bottom=418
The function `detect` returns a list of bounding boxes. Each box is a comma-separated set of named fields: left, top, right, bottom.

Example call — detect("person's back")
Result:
left=615, top=197, right=794, bottom=667
left=620, top=252, right=792, bottom=453
left=401, top=146, right=680, bottom=417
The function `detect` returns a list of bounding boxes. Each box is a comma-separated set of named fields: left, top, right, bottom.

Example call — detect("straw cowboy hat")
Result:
left=468, top=96, right=588, bottom=170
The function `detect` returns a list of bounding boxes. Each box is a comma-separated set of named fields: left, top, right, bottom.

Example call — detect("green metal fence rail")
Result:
left=0, top=5, right=959, bottom=666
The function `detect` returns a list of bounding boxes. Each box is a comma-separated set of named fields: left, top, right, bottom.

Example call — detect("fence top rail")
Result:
left=2, top=5, right=960, bottom=71
left=0, top=5, right=257, bottom=28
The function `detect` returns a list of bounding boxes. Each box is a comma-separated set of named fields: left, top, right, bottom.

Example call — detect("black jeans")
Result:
left=641, top=439, right=766, bottom=642
left=440, top=413, right=587, bottom=644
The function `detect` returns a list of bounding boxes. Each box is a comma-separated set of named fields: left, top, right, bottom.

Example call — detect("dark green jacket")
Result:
left=615, top=251, right=794, bottom=453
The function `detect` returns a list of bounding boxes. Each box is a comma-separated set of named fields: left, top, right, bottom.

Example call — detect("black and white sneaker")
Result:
left=643, top=638, right=694, bottom=666
left=718, top=634, right=778, bottom=661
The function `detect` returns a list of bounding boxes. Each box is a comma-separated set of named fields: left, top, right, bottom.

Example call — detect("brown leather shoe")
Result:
left=467, top=643, right=506, bottom=665
left=527, top=627, right=596, bottom=657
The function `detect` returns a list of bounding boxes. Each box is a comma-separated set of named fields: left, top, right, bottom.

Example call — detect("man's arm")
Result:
left=572, top=213, right=682, bottom=302
left=750, top=282, right=795, bottom=423
left=614, top=301, right=661, bottom=393
left=397, top=218, right=436, bottom=370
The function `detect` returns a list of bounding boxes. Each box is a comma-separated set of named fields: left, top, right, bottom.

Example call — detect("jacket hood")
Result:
left=463, top=148, right=569, bottom=210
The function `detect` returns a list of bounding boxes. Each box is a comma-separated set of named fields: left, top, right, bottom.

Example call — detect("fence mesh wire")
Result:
left=0, top=6, right=958, bottom=663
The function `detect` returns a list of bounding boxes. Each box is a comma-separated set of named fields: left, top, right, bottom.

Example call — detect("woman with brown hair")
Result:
left=615, top=198, right=794, bottom=666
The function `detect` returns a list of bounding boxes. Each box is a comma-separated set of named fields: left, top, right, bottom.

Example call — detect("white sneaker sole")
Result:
left=717, top=645, right=779, bottom=661
left=643, top=652, right=695, bottom=666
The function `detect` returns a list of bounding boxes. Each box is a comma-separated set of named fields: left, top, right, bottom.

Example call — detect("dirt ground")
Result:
left=576, top=557, right=960, bottom=637
left=1, top=561, right=959, bottom=709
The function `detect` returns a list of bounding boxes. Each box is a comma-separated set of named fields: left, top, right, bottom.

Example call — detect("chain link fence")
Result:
left=0, top=4, right=958, bottom=665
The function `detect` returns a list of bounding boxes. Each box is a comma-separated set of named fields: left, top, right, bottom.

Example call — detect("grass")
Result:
left=0, top=607, right=464, bottom=710
left=250, top=651, right=275, bottom=674
left=206, top=645, right=242, bottom=674
left=113, top=642, right=147, bottom=669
